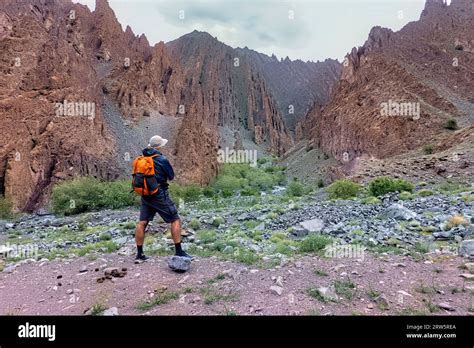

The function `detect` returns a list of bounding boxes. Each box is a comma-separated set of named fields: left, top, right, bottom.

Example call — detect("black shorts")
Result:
left=139, top=189, right=180, bottom=223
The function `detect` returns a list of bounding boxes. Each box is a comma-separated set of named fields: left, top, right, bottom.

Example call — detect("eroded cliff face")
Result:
left=303, top=0, right=474, bottom=163
left=166, top=31, right=292, bottom=156
left=0, top=0, right=121, bottom=211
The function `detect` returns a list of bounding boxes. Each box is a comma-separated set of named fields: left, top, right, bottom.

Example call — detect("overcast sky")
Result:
left=74, top=0, right=428, bottom=62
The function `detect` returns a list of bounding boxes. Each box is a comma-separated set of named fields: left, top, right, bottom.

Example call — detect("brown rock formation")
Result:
left=304, top=0, right=474, bottom=163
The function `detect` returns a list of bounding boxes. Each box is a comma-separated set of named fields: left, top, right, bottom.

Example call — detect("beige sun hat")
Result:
left=148, top=135, right=168, bottom=148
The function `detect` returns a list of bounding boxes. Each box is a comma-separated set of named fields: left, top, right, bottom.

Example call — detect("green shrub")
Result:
left=326, top=179, right=361, bottom=199
left=317, top=179, right=325, bottom=188
left=368, top=177, right=414, bottom=197
left=221, top=189, right=233, bottom=198
left=212, top=175, right=246, bottom=192
left=240, top=187, right=259, bottom=196
left=444, top=119, right=458, bottom=130
left=182, top=184, right=202, bottom=202
left=417, top=189, right=434, bottom=197
left=188, top=218, right=201, bottom=230
left=0, top=196, right=13, bottom=219
left=212, top=216, right=225, bottom=227
left=288, top=180, right=305, bottom=197
left=202, top=186, right=215, bottom=197
left=399, top=191, right=414, bottom=201
left=51, top=177, right=137, bottom=215
left=423, top=144, right=434, bottom=155
left=300, top=234, right=333, bottom=253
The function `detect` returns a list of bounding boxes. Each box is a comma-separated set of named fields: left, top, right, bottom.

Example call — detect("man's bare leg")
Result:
left=170, top=219, right=193, bottom=259
left=135, top=220, right=148, bottom=260
left=170, top=219, right=181, bottom=244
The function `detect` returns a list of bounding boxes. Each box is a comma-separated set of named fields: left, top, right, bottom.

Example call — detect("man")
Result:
left=135, top=135, right=193, bottom=262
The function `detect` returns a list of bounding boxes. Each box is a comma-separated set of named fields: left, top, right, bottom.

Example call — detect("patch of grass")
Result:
left=188, top=218, right=201, bottom=230
left=414, top=242, right=430, bottom=254
left=444, top=118, right=458, bottom=130
left=361, top=196, right=381, bottom=204
left=76, top=241, right=119, bottom=257
left=314, top=269, right=328, bottom=277
left=197, top=230, right=217, bottom=244
left=415, top=283, right=436, bottom=295
left=211, top=216, right=225, bottom=227
left=306, top=288, right=329, bottom=303
left=90, top=303, right=108, bottom=316
left=300, top=234, right=333, bottom=254
left=444, top=214, right=469, bottom=230
left=423, top=144, right=434, bottom=155
left=136, top=291, right=180, bottom=311
left=425, top=299, right=440, bottom=313
left=200, top=287, right=238, bottom=305
left=417, top=189, right=434, bottom=197
left=0, top=196, right=14, bottom=219
left=232, top=248, right=260, bottom=265
left=326, top=179, right=361, bottom=199
left=368, top=177, right=414, bottom=197
left=366, top=287, right=381, bottom=301
left=462, top=194, right=474, bottom=203
left=287, top=180, right=305, bottom=197
left=334, top=279, right=356, bottom=300
left=207, top=273, right=226, bottom=284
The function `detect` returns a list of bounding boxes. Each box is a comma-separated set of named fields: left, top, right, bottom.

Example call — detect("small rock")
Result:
left=66, top=289, right=74, bottom=295
left=79, top=266, right=88, bottom=273
left=270, top=285, right=283, bottom=296
left=384, top=203, right=417, bottom=221
left=463, top=263, right=474, bottom=273
left=459, top=240, right=474, bottom=258
left=298, top=218, right=325, bottom=234
left=367, top=303, right=374, bottom=309
left=317, top=286, right=338, bottom=302
left=168, top=256, right=191, bottom=272
left=438, top=302, right=455, bottom=311
left=275, top=276, right=284, bottom=287
left=3, top=264, right=16, bottom=274
left=459, top=273, right=474, bottom=281
left=374, top=295, right=389, bottom=310
left=103, top=307, right=119, bottom=316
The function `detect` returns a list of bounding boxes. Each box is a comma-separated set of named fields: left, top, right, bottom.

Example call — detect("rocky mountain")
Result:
left=1, top=0, right=340, bottom=212
left=236, top=48, right=341, bottom=134
left=301, top=0, right=473, bottom=169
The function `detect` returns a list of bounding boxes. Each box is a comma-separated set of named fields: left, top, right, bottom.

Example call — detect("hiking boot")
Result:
left=134, top=254, right=150, bottom=264
left=176, top=250, right=194, bottom=260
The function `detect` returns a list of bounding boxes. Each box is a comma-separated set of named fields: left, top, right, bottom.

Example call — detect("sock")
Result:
left=175, top=242, right=183, bottom=255
left=137, top=245, right=144, bottom=256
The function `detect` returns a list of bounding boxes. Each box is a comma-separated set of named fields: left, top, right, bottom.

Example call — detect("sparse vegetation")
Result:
left=334, top=279, right=356, bottom=300
left=51, top=178, right=138, bottom=215
left=444, top=118, right=458, bottom=130
left=423, top=144, right=434, bottom=155
left=326, top=179, right=361, bottom=199
left=136, top=291, right=180, bottom=311
left=287, top=180, right=305, bottom=197
left=300, top=234, right=333, bottom=253
left=188, top=218, right=201, bottom=230
left=417, top=189, right=434, bottom=197
left=368, top=177, right=414, bottom=197
left=90, top=303, right=107, bottom=316
left=0, top=196, right=14, bottom=219
left=444, top=214, right=469, bottom=230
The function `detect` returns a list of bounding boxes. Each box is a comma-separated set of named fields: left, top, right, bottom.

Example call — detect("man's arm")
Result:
left=161, top=157, right=175, bottom=181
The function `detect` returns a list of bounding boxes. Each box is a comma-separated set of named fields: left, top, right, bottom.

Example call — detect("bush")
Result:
left=188, top=218, right=201, bottom=230
left=212, top=216, right=225, bottom=227
left=51, top=177, right=137, bottom=215
left=317, top=179, right=325, bottom=188
left=399, top=191, right=414, bottom=201
left=444, top=119, right=458, bottom=130
left=240, top=187, right=259, bottom=196
left=368, top=177, right=414, bottom=197
left=423, top=144, right=434, bottom=155
left=212, top=175, right=246, bottom=193
left=300, top=234, right=333, bottom=253
left=417, top=189, right=434, bottom=197
left=182, top=185, right=202, bottom=202
left=0, top=196, right=13, bottom=219
left=326, top=179, right=361, bottom=199
left=288, top=180, right=305, bottom=197
left=202, top=186, right=215, bottom=197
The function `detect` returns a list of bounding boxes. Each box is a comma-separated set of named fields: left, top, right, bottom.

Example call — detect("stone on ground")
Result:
left=168, top=256, right=191, bottom=272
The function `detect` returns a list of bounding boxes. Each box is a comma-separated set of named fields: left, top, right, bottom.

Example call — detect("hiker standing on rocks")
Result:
left=133, top=135, right=193, bottom=262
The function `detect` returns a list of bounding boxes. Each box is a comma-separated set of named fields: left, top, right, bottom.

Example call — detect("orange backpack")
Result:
left=132, top=154, right=160, bottom=195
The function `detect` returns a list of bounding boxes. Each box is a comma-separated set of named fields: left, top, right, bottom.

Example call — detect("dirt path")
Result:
left=1, top=252, right=473, bottom=316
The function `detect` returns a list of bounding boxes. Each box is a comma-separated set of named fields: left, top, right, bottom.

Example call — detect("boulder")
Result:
left=295, top=218, right=325, bottom=237
left=459, top=240, right=474, bottom=258
left=168, top=256, right=191, bottom=272
left=384, top=204, right=417, bottom=221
